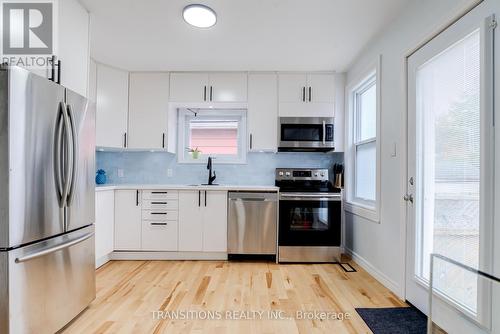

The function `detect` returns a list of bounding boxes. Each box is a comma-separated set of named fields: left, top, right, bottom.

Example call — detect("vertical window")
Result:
left=178, top=109, right=247, bottom=163
left=346, top=65, right=380, bottom=221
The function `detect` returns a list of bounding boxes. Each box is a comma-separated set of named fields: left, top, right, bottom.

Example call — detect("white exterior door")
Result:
left=128, top=72, right=170, bottom=149
left=178, top=190, right=203, bottom=251
left=202, top=191, right=228, bottom=252
left=406, top=5, right=497, bottom=333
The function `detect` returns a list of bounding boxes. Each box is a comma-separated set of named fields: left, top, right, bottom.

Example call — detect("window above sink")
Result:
left=177, top=108, right=248, bottom=164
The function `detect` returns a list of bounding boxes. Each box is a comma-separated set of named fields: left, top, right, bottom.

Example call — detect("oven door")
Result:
left=279, top=117, right=334, bottom=150
left=278, top=193, right=341, bottom=247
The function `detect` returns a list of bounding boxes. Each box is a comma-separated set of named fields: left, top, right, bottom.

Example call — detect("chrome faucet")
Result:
left=207, top=156, right=217, bottom=185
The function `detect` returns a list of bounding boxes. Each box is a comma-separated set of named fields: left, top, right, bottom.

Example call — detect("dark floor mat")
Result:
left=356, top=307, right=427, bottom=334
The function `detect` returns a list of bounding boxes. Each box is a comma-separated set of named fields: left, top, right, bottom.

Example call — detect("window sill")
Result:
left=344, top=201, right=379, bottom=223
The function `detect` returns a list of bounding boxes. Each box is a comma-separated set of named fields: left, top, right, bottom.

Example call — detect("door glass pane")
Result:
left=415, top=29, right=480, bottom=312
left=359, top=81, right=377, bottom=141
left=355, top=141, right=376, bottom=201
left=281, top=124, right=322, bottom=141
left=287, top=206, right=329, bottom=231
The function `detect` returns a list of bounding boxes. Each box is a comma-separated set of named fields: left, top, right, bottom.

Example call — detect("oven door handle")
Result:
left=279, top=193, right=341, bottom=201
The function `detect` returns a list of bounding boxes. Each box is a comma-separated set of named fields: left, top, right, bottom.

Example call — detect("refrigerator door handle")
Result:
left=54, top=102, right=65, bottom=207
left=61, top=102, right=73, bottom=209
left=14, top=232, right=94, bottom=263
left=66, top=104, right=78, bottom=206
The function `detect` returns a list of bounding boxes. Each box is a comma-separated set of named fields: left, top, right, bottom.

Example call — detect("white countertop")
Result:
left=95, top=184, right=279, bottom=192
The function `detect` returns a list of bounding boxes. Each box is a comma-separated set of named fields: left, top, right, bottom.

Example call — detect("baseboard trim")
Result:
left=110, top=251, right=228, bottom=261
left=344, top=247, right=403, bottom=298
left=95, top=253, right=112, bottom=269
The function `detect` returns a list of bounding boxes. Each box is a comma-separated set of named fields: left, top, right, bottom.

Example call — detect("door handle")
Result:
left=302, top=87, right=306, bottom=102
left=308, top=87, right=312, bottom=102
left=66, top=104, right=78, bottom=206
left=403, top=194, right=414, bottom=203
left=54, top=102, right=65, bottom=207
left=198, top=190, right=201, bottom=207
left=204, top=191, right=207, bottom=207
left=204, top=85, right=207, bottom=101
left=322, top=120, right=326, bottom=145
left=210, top=86, right=213, bottom=101
left=162, top=133, right=166, bottom=148
left=123, top=132, right=127, bottom=148
left=15, top=232, right=94, bottom=263
left=150, top=222, right=168, bottom=226
left=249, top=133, right=253, bottom=150
left=61, top=102, right=72, bottom=211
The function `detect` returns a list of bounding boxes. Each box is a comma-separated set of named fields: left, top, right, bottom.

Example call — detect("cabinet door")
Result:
left=178, top=190, right=203, bottom=251
left=209, top=73, right=247, bottom=102
left=96, top=65, right=129, bottom=148
left=95, top=190, right=114, bottom=266
left=202, top=191, right=227, bottom=252
left=278, top=73, right=307, bottom=103
left=169, top=73, right=209, bottom=102
left=141, top=220, right=178, bottom=251
left=128, top=72, right=169, bottom=149
left=248, top=73, right=277, bottom=152
left=114, top=190, right=142, bottom=250
left=307, top=74, right=335, bottom=104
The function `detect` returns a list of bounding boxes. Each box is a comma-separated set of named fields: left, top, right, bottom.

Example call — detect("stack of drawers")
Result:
left=141, top=190, right=179, bottom=251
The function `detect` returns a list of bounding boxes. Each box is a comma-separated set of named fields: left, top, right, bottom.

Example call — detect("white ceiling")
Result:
left=80, top=0, right=410, bottom=72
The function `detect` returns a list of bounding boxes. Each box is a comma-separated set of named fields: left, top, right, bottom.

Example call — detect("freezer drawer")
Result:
left=0, top=226, right=96, bottom=334
left=228, top=192, right=278, bottom=255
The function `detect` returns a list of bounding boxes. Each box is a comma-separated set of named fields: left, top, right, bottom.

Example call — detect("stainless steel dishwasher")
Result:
left=228, top=192, right=278, bottom=257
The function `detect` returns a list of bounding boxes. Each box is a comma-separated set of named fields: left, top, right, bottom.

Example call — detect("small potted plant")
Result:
left=187, top=147, right=202, bottom=159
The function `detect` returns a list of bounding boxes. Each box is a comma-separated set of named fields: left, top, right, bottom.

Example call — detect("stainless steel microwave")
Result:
left=278, top=117, right=335, bottom=152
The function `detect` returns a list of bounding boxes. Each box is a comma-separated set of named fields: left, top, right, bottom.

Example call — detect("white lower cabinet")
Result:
left=179, top=190, right=228, bottom=252
left=202, top=191, right=228, bottom=252
left=141, top=220, right=178, bottom=251
left=95, top=190, right=114, bottom=267
left=114, top=190, right=142, bottom=250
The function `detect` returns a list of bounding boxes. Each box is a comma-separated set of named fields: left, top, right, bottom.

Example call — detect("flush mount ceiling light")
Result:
left=183, top=4, right=217, bottom=28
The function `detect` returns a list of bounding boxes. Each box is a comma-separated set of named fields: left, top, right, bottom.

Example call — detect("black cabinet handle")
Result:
left=151, top=222, right=167, bottom=226
left=136, top=190, right=139, bottom=206
left=56, top=60, right=61, bottom=84
left=162, top=133, right=165, bottom=148
left=249, top=133, right=253, bottom=150
left=151, top=202, right=167, bottom=205
left=151, top=212, right=167, bottom=215
left=308, top=87, right=312, bottom=102
left=204, top=191, right=207, bottom=207
left=124, top=133, right=127, bottom=148
left=302, top=87, right=306, bottom=102
left=152, top=191, right=168, bottom=194
left=210, top=86, right=213, bottom=101
left=204, top=85, right=207, bottom=101
left=198, top=190, right=201, bottom=207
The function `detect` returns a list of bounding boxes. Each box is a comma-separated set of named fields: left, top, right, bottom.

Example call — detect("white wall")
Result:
left=58, top=0, right=90, bottom=97
left=344, top=0, right=481, bottom=297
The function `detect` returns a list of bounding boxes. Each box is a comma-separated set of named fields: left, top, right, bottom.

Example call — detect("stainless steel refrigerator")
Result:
left=0, top=66, right=96, bottom=333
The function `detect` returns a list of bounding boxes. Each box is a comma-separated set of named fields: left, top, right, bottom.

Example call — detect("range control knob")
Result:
left=285, top=172, right=291, bottom=177
left=278, top=171, right=284, bottom=176
left=314, top=173, right=319, bottom=177
left=320, top=172, right=325, bottom=177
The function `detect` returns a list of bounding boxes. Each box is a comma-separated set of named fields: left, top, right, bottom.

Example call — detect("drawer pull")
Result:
left=151, top=202, right=167, bottom=205
left=151, top=191, right=168, bottom=194
left=150, top=222, right=168, bottom=226
left=151, top=212, right=167, bottom=215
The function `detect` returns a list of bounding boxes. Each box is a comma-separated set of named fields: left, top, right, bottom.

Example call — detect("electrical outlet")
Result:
left=117, top=169, right=124, bottom=178
left=167, top=169, right=173, bottom=177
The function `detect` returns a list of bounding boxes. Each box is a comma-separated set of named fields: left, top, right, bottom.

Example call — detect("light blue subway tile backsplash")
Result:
left=96, top=151, right=344, bottom=186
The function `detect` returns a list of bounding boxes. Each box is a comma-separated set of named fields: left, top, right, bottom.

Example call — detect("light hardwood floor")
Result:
left=61, top=260, right=407, bottom=334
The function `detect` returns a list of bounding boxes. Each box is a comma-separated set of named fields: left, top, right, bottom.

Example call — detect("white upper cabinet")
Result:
left=307, top=74, right=335, bottom=103
left=279, top=74, right=307, bottom=103
left=128, top=72, right=170, bottom=149
left=209, top=73, right=247, bottom=102
left=169, top=73, right=209, bottom=102
left=278, top=72, right=335, bottom=117
left=170, top=72, right=247, bottom=102
left=96, top=64, right=129, bottom=148
left=248, top=73, right=278, bottom=152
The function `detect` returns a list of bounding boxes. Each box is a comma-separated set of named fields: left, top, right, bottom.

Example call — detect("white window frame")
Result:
left=345, top=56, right=381, bottom=223
left=177, top=108, right=247, bottom=164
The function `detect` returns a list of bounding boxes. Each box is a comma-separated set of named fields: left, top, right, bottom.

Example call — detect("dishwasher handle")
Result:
left=229, top=198, right=273, bottom=202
